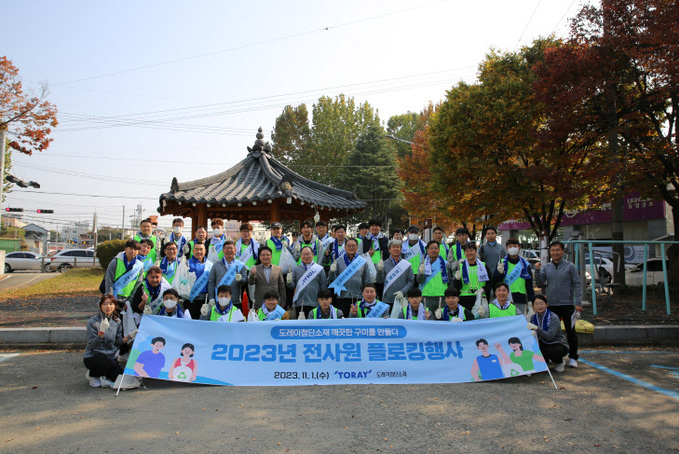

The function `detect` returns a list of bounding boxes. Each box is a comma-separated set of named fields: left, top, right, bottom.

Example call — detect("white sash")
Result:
left=293, top=263, right=323, bottom=303
left=383, top=259, right=411, bottom=295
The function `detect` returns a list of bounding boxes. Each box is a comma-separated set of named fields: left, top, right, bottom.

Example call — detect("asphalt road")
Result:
left=0, top=271, right=58, bottom=292
left=0, top=348, right=677, bottom=453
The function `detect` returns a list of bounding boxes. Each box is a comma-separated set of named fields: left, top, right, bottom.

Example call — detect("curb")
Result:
left=1, top=325, right=678, bottom=349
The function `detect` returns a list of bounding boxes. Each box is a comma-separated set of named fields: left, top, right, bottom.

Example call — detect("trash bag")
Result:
left=121, top=301, right=139, bottom=338
left=247, top=309, right=259, bottom=322
left=278, top=247, right=297, bottom=274
left=172, top=260, right=192, bottom=300
left=362, top=253, right=377, bottom=283
left=390, top=295, right=406, bottom=319
left=471, top=289, right=489, bottom=319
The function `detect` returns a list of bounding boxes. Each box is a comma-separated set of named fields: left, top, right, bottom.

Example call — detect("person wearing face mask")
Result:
left=494, top=238, right=534, bottom=315
left=402, top=225, right=427, bottom=277
left=131, top=266, right=172, bottom=321
left=200, top=285, right=244, bottom=322
left=190, top=225, right=208, bottom=259
left=478, top=226, right=506, bottom=299
left=328, top=238, right=371, bottom=316
left=84, top=295, right=137, bottom=388
left=161, top=218, right=190, bottom=261
left=157, top=288, right=192, bottom=319
left=133, top=218, right=159, bottom=263
left=207, top=218, right=227, bottom=263
left=236, top=222, right=259, bottom=271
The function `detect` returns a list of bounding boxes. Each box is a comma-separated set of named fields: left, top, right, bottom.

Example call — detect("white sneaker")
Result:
left=99, top=376, right=114, bottom=388
left=569, top=358, right=578, bottom=368
left=555, top=359, right=566, bottom=373
left=89, top=376, right=102, bottom=387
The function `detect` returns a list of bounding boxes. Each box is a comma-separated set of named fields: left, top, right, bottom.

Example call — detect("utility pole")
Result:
left=121, top=205, right=125, bottom=239
left=0, top=128, right=6, bottom=236
left=92, top=212, right=98, bottom=265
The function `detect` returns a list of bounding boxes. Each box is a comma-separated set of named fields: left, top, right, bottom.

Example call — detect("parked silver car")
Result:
left=625, top=258, right=669, bottom=286
left=4, top=251, right=46, bottom=272
left=47, top=249, right=100, bottom=272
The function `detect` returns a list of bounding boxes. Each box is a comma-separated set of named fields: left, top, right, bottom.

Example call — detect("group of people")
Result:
left=84, top=217, right=583, bottom=387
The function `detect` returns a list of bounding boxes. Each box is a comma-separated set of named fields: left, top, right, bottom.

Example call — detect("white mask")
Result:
left=508, top=247, right=520, bottom=256
left=173, top=226, right=182, bottom=234
left=163, top=299, right=177, bottom=310
left=408, top=233, right=419, bottom=241
left=213, top=228, right=222, bottom=236
left=218, top=297, right=231, bottom=308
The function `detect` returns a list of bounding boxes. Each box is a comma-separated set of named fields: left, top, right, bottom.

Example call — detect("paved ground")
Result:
left=0, top=271, right=57, bottom=292
left=0, top=348, right=677, bottom=453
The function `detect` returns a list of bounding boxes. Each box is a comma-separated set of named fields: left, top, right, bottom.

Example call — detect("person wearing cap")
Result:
left=478, top=226, right=506, bottom=299
left=292, top=220, right=324, bottom=265
left=376, top=239, right=414, bottom=307
left=402, top=225, right=427, bottom=278
left=266, top=222, right=291, bottom=268
left=432, top=227, right=450, bottom=261
left=236, top=222, right=259, bottom=271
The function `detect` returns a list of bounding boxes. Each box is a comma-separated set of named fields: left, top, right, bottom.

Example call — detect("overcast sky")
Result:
left=2, top=0, right=592, bottom=233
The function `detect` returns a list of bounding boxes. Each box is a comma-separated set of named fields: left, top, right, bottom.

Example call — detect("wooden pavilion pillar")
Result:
left=271, top=199, right=281, bottom=223
left=191, top=203, right=208, bottom=238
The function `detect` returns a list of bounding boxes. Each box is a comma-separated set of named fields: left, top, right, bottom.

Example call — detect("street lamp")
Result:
left=385, top=134, right=414, bottom=145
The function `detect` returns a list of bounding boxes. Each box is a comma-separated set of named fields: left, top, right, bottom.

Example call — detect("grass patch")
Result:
left=1, top=268, right=103, bottom=299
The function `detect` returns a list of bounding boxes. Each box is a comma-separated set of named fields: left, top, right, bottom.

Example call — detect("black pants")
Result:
left=186, top=295, right=207, bottom=320
left=84, top=354, right=123, bottom=381
left=539, top=341, right=569, bottom=364
left=459, top=295, right=476, bottom=312
left=550, top=305, right=579, bottom=360
left=292, top=305, right=315, bottom=318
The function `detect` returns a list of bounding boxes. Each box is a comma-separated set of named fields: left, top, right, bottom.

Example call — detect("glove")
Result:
left=418, top=262, right=425, bottom=275
left=574, top=310, right=581, bottom=320
left=143, top=305, right=152, bottom=315
left=209, top=299, right=216, bottom=308
left=294, top=242, right=301, bottom=254
left=477, top=306, right=486, bottom=317
left=200, top=303, right=209, bottom=317
left=128, top=329, right=139, bottom=339
left=394, top=291, right=404, bottom=301
left=286, top=272, right=293, bottom=284
left=527, top=323, right=538, bottom=331
left=377, top=259, right=384, bottom=271
left=475, top=288, right=485, bottom=296
left=454, top=270, right=462, bottom=280
left=453, top=317, right=463, bottom=323
left=235, top=273, right=242, bottom=282
left=497, top=261, right=504, bottom=274
left=99, top=317, right=110, bottom=333
left=330, top=262, right=337, bottom=273
left=282, top=239, right=289, bottom=248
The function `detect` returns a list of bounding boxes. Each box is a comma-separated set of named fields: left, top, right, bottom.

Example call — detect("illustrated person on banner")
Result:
left=200, top=285, right=245, bottom=322
left=527, top=294, right=570, bottom=372
left=257, top=291, right=289, bottom=321
left=308, top=288, right=344, bottom=319
left=189, top=225, right=208, bottom=259
left=133, top=336, right=167, bottom=378
left=328, top=238, right=371, bottom=316
left=292, top=220, right=324, bottom=265
left=495, top=337, right=545, bottom=375
left=494, top=238, right=535, bottom=315
left=235, top=222, right=259, bottom=271
left=535, top=240, right=582, bottom=368
left=288, top=246, right=327, bottom=318
left=349, top=283, right=390, bottom=319
left=397, top=287, right=432, bottom=320
left=488, top=282, right=519, bottom=318
left=401, top=225, right=427, bottom=278
left=453, top=243, right=489, bottom=312
left=247, top=246, right=286, bottom=310
left=438, top=287, right=474, bottom=322
left=208, top=239, right=248, bottom=310
left=186, top=243, right=212, bottom=319
left=417, top=240, right=451, bottom=315
left=168, top=343, right=198, bottom=382
left=207, top=218, right=228, bottom=263
left=470, top=338, right=507, bottom=381
left=376, top=239, right=414, bottom=309
left=133, top=218, right=159, bottom=263
left=432, top=226, right=450, bottom=261
left=160, top=217, right=190, bottom=261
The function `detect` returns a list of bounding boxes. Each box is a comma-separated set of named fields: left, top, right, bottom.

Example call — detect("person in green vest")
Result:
left=137, top=239, right=155, bottom=275
left=207, top=218, right=228, bottom=263
left=200, top=285, right=244, bottom=322
left=292, top=220, right=324, bottom=265
left=133, top=218, right=158, bottom=263
left=266, top=222, right=291, bottom=268
left=159, top=241, right=180, bottom=285
left=488, top=282, right=519, bottom=318
left=402, top=225, right=427, bottom=278
left=447, top=227, right=471, bottom=266
left=348, top=284, right=390, bottom=319
left=104, top=239, right=142, bottom=302
left=495, top=336, right=545, bottom=374
left=438, top=288, right=474, bottom=322
left=398, top=287, right=432, bottom=320
left=453, top=243, right=490, bottom=312
left=417, top=240, right=451, bottom=314
left=257, top=291, right=290, bottom=321
left=494, top=238, right=535, bottom=315
left=235, top=222, right=259, bottom=270
left=432, top=227, right=450, bottom=261
left=308, top=288, right=344, bottom=319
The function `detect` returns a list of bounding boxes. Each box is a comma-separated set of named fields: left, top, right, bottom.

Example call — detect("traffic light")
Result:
left=4, top=208, right=24, bottom=212
left=36, top=209, right=54, bottom=214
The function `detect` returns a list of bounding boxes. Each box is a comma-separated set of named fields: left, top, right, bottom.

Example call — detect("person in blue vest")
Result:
left=208, top=240, right=248, bottom=310
left=397, top=287, right=432, bottom=320
left=349, top=284, right=390, bottom=318
left=308, top=288, right=344, bottom=319
left=160, top=217, right=190, bottom=261
left=189, top=225, right=208, bottom=259
left=185, top=242, right=211, bottom=319
left=438, top=288, right=474, bottom=322
left=328, top=238, right=371, bottom=316
left=159, top=241, right=180, bottom=285
left=417, top=240, right=451, bottom=314
left=200, top=285, right=245, bottom=322
left=157, top=288, right=192, bottom=319
left=470, top=338, right=506, bottom=381
left=376, top=239, right=414, bottom=307
left=494, top=238, right=535, bottom=315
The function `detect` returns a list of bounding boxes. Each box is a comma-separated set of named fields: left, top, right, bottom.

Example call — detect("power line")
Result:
left=16, top=190, right=159, bottom=200
left=515, top=0, right=544, bottom=50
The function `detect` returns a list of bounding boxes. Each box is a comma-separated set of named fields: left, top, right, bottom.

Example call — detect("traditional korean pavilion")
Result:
left=158, top=128, right=366, bottom=233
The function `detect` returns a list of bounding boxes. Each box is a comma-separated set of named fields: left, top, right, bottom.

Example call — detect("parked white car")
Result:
left=47, top=249, right=100, bottom=272
left=584, top=256, right=615, bottom=284
left=625, top=258, right=669, bottom=286
left=4, top=251, right=46, bottom=272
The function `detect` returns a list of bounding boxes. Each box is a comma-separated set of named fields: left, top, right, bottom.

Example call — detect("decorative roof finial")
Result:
left=247, top=126, right=272, bottom=155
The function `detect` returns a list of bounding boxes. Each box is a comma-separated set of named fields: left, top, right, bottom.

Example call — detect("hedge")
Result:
left=96, top=239, right=126, bottom=271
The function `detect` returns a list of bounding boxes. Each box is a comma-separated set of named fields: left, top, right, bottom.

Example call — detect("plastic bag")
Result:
left=278, top=247, right=297, bottom=274
left=390, top=295, right=406, bottom=319
left=525, top=303, right=535, bottom=322
left=207, top=243, right=221, bottom=264
left=172, top=260, right=192, bottom=300
left=362, top=253, right=377, bottom=283
left=247, top=309, right=259, bottom=322
left=121, top=301, right=139, bottom=338
left=471, top=289, right=489, bottom=319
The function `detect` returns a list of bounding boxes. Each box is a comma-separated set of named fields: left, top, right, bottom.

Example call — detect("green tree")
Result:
left=270, top=104, right=311, bottom=169
left=386, top=112, right=423, bottom=158
left=339, top=124, right=401, bottom=225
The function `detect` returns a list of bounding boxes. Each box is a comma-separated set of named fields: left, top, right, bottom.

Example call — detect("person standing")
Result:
left=292, top=220, right=324, bottom=265
left=160, top=218, right=190, bottom=261
left=432, top=227, right=450, bottom=261
left=266, top=222, right=291, bottom=268
left=328, top=238, right=371, bottom=315
left=207, top=218, right=228, bottom=263
left=402, top=225, right=427, bottom=279
left=495, top=238, right=535, bottom=314
left=535, top=241, right=583, bottom=368
left=248, top=246, right=286, bottom=310
left=417, top=240, right=451, bottom=314
left=453, top=243, right=490, bottom=312
left=478, top=226, right=506, bottom=299
left=208, top=240, right=248, bottom=310
left=186, top=242, right=212, bottom=319
left=133, top=219, right=159, bottom=263
left=235, top=222, right=259, bottom=271
left=287, top=246, right=328, bottom=317
left=375, top=239, right=414, bottom=308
